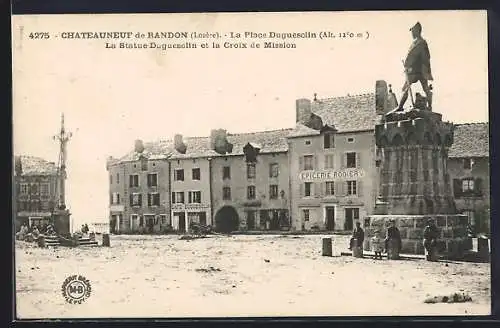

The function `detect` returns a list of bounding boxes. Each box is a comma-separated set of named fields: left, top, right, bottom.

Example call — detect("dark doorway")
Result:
left=147, top=217, right=154, bottom=233
left=326, top=207, right=335, bottom=231
left=199, top=212, right=207, bottom=226
left=215, top=206, right=239, bottom=233
left=110, top=216, right=117, bottom=234
left=260, top=210, right=270, bottom=230
left=246, top=211, right=256, bottom=230
left=177, top=212, right=186, bottom=232
left=344, top=208, right=359, bottom=231
left=271, top=210, right=280, bottom=230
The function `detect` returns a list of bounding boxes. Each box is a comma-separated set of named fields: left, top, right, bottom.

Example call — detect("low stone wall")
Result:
left=363, top=214, right=471, bottom=258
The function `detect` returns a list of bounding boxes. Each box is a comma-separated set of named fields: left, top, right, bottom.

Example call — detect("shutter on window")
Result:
left=475, top=178, right=483, bottom=196
left=129, top=175, right=133, bottom=187
left=117, top=193, right=120, bottom=204
left=300, top=183, right=304, bottom=197
left=171, top=192, right=175, bottom=204
left=269, top=164, right=273, bottom=178
left=324, top=155, right=328, bottom=169
left=110, top=193, right=113, bottom=204
left=147, top=193, right=151, bottom=206
left=299, top=156, right=304, bottom=171
left=130, top=194, right=133, bottom=206
left=314, top=155, right=318, bottom=170
left=341, top=153, right=346, bottom=169
left=356, top=152, right=361, bottom=168
left=188, top=192, right=192, bottom=204
left=323, top=182, right=328, bottom=196
left=357, top=180, right=363, bottom=197
left=336, top=181, right=342, bottom=196
left=138, top=194, right=142, bottom=206
left=453, top=179, right=462, bottom=196
left=344, top=181, right=349, bottom=196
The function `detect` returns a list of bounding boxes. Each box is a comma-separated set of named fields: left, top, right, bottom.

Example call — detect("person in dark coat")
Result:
left=423, top=219, right=439, bottom=259
left=384, top=219, right=402, bottom=253
left=349, top=221, right=365, bottom=250
left=395, top=22, right=434, bottom=111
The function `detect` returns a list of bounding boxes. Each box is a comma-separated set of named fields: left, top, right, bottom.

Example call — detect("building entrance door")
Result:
left=178, top=213, right=186, bottom=232
left=344, top=208, right=359, bottom=231
left=326, top=207, right=335, bottom=231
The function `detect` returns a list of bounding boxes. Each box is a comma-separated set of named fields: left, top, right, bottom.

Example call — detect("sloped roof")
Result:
left=312, top=93, right=377, bottom=133
left=114, top=128, right=292, bottom=162
left=288, top=123, right=321, bottom=138
left=15, top=155, right=57, bottom=176
left=448, top=123, right=489, bottom=158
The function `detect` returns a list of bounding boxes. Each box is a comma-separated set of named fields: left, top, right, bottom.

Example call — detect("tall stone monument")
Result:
left=365, top=23, right=470, bottom=259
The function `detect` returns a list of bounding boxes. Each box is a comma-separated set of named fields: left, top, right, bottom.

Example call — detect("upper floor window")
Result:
left=324, top=133, right=335, bottom=149
left=148, top=193, right=160, bottom=206
left=223, top=166, right=231, bottom=180
left=305, top=140, right=311, bottom=145
left=247, top=163, right=256, bottom=179
left=303, top=155, right=314, bottom=170
left=20, top=183, right=28, bottom=194
left=110, top=192, right=121, bottom=205
left=141, top=158, right=148, bottom=171
left=304, top=182, right=312, bottom=197
left=463, top=158, right=473, bottom=170
left=269, top=185, right=279, bottom=199
left=192, top=168, right=201, bottom=180
left=30, top=184, right=38, bottom=194
left=172, top=192, right=185, bottom=204
left=188, top=191, right=202, bottom=204
left=40, top=183, right=50, bottom=196
left=116, top=173, right=120, bottom=184
left=325, top=181, right=335, bottom=196
left=269, top=163, right=279, bottom=178
left=147, top=173, right=158, bottom=187
left=247, top=186, right=256, bottom=199
left=174, top=169, right=184, bottom=181
left=346, top=152, right=357, bottom=168
left=347, top=180, right=357, bottom=195
left=324, top=154, right=334, bottom=169
left=129, top=174, right=139, bottom=187
left=223, top=187, right=231, bottom=200
left=347, top=137, right=355, bottom=143
left=130, top=193, right=142, bottom=207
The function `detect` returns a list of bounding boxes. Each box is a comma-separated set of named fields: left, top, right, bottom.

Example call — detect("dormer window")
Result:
left=324, top=133, right=334, bottom=149
left=463, top=158, right=473, bottom=170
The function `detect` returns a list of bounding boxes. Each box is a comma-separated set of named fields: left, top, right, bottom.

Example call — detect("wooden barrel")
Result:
left=352, top=245, right=363, bottom=258
left=322, top=237, right=332, bottom=256
left=102, top=233, right=110, bottom=247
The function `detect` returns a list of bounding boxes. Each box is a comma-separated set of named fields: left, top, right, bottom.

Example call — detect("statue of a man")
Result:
left=395, top=22, right=433, bottom=111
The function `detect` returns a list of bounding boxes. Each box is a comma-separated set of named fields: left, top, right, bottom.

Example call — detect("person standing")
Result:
left=349, top=221, right=365, bottom=250
left=423, top=219, right=439, bottom=261
left=385, top=219, right=402, bottom=255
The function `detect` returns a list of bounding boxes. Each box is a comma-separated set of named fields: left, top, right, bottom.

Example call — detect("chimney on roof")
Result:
left=134, top=139, right=144, bottom=153
left=375, top=80, right=396, bottom=115
left=296, top=98, right=312, bottom=124
left=174, top=134, right=187, bottom=154
left=210, top=129, right=231, bottom=154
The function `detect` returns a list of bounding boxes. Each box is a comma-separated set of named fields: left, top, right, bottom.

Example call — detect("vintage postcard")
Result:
left=12, top=10, right=491, bottom=319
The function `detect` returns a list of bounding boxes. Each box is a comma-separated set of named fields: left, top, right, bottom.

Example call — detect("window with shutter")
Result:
left=148, top=193, right=152, bottom=206
left=314, top=155, right=318, bottom=170
left=346, top=152, right=356, bottom=168
left=299, top=156, right=304, bottom=171
left=357, top=180, right=363, bottom=196
left=129, top=194, right=133, bottom=206
left=171, top=192, right=175, bottom=203
left=138, top=194, right=143, bottom=206
left=356, top=152, right=361, bottom=168
left=304, top=182, right=312, bottom=197
left=300, top=183, right=304, bottom=197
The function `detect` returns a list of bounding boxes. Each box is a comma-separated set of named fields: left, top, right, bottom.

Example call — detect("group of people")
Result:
left=348, top=218, right=439, bottom=260
left=15, top=222, right=57, bottom=242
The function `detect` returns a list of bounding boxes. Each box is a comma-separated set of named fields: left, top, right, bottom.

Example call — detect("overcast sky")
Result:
left=12, top=10, right=488, bottom=227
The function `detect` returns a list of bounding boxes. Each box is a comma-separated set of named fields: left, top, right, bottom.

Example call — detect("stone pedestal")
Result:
left=52, top=209, right=71, bottom=236
left=370, top=109, right=468, bottom=259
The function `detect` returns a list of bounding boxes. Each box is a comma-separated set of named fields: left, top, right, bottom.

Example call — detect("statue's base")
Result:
left=364, top=214, right=471, bottom=259
left=52, top=209, right=71, bottom=236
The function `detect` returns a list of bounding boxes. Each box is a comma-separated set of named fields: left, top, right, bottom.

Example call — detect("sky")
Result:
left=12, top=10, right=489, bottom=228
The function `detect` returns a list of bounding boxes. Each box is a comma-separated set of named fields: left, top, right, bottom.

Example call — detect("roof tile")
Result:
left=15, top=155, right=58, bottom=176
left=448, top=123, right=489, bottom=158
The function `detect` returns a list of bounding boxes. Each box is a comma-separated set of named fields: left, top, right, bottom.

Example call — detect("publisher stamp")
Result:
left=61, top=275, right=92, bottom=304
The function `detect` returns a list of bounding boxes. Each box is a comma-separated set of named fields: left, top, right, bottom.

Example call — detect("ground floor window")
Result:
left=187, top=212, right=207, bottom=226
left=344, top=208, right=359, bottom=231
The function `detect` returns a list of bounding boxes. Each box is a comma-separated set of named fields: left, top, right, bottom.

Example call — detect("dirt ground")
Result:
left=15, top=234, right=491, bottom=319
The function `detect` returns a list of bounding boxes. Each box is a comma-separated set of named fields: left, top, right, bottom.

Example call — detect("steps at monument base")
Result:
left=44, top=236, right=61, bottom=246
left=78, top=237, right=99, bottom=246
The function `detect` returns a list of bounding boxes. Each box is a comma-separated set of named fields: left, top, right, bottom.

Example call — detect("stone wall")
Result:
left=363, top=214, right=471, bottom=258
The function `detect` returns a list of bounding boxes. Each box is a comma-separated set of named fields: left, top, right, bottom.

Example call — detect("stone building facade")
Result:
left=106, top=140, right=172, bottom=234
left=106, top=81, right=489, bottom=236
left=14, top=155, right=58, bottom=231
left=210, top=129, right=291, bottom=232
left=447, top=123, right=490, bottom=234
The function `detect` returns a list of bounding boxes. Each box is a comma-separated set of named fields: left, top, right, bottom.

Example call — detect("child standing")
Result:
left=371, top=230, right=384, bottom=259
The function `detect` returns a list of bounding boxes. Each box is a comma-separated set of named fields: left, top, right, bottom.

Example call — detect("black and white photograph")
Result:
left=11, top=10, right=491, bottom=318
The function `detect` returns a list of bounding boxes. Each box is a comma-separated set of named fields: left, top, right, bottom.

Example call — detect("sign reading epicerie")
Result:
left=299, top=169, right=365, bottom=182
